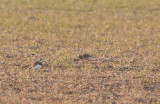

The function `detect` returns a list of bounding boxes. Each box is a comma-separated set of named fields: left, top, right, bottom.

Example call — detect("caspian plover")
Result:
left=30, top=59, right=44, bottom=69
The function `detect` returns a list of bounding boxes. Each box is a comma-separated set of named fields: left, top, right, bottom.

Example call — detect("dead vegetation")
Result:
left=0, top=0, right=160, bottom=103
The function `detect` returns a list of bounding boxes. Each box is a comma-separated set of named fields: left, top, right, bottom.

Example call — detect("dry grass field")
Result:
left=0, top=0, right=160, bottom=103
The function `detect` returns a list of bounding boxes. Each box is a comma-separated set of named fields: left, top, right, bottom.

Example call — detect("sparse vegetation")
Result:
left=0, top=0, right=160, bottom=103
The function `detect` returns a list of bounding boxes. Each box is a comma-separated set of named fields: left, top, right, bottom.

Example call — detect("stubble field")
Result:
left=0, top=0, right=160, bottom=103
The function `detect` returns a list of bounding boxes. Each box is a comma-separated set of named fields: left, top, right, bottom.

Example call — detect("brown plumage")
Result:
left=79, top=54, right=92, bottom=60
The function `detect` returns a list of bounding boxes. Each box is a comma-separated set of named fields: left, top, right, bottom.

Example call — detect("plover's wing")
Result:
left=34, top=61, right=42, bottom=65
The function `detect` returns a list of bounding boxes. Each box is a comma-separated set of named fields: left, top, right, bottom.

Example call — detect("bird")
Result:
left=79, top=54, right=92, bottom=60
left=29, top=59, right=44, bottom=69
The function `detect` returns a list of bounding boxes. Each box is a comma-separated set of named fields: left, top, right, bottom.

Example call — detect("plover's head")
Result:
left=39, top=59, right=43, bottom=63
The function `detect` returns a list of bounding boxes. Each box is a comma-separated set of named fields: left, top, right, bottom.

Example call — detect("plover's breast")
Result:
left=32, top=64, right=42, bottom=69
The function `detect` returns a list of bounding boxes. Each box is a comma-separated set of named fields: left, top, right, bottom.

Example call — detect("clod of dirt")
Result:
left=6, top=54, right=17, bottom=58
left=31, top=53, right=36, bottom=55
left=22, top=65, right=29, bottom=69
left=79, top=54, right=92, bottom=60
left=73, top=58, right=79, bottom=61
